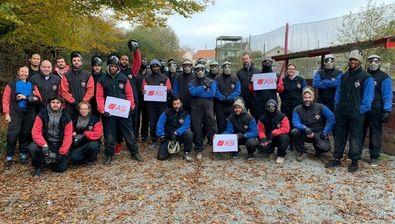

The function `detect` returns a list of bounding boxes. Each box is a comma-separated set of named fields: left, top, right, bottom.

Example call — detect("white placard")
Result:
left=213, top=134, right=238, bottom=152
left=104, top=96, right=131, bottom=118
left=252, top=73, right=277, bottom=91
left=144, top=85, right=167, bottom=102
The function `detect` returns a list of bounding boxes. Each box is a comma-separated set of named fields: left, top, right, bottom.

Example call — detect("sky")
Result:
left=166, top=0, right=394, bottom=50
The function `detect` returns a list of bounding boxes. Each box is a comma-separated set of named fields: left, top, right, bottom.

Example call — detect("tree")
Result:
left=337, top=1, right=395, bottom=63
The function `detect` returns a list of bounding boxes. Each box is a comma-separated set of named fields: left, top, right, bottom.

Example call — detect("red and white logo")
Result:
left=107, top=103, right=127, bottom=112
left=257, top=78, right=275, bottom=85
left=148, top=90, right=164, bottom=96
left=217, top=140, right=235, bottom=147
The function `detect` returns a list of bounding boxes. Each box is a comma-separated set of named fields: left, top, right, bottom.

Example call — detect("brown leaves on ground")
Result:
left=0, top=144, right=394, bottom=223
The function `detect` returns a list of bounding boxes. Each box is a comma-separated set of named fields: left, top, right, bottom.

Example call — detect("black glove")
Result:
left=72, top=102, right=79, bottom=110
left=170, top=133, right=177, bottom=141
left=42, top=145, right=51, bottom=163
left=73, top=134, right=85, bottom=146
left=56, top=154, right=66, bottom=163
left=103, top=112, right=111, bottom=118
left=203, top=80, right=211, bottom=89
left=382, top=112, right=390, bottom=123
left=27, top=95, right=38, bottom=103
left=259, top=138, right=268, bottom=146
left=237, top=133, right=244, bottom=140
left=225, top=98, right=234, bottom=105
left=290, top=128, right=300, bottom=137
left=128, top=39, right=139, bottom=51
left=305, top=127, right=313, bottom=136
left=320, top=132, right=328, bottom=140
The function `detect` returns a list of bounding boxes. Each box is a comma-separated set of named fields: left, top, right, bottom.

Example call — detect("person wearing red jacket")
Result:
left=69, top=102, right=103, bottom=165
left=2, top=66, right=40, bottom=169
left=257, top=99, right=290, bottom=164
left=96, top=55, right=143, bottom=164
left=28, top=95, right=73, bottom=176
left=61, top=51, right=94, bottom=120
left=53, top=56, right=70, bottom=79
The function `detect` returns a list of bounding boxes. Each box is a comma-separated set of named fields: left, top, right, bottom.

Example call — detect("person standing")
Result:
left=325, top=50, right=374, bottom=172
left=362, top=54, right=392, bottom=166
left=61, top=51, right=94, bottom=120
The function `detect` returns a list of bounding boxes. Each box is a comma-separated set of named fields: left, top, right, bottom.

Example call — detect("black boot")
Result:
left=348, top=161, right=359, bottom=173
left=325, top=159, right=341, bottom=168
left=33, top=167, right=41, bottom=177
left=131, top=153, right=144, bottom=162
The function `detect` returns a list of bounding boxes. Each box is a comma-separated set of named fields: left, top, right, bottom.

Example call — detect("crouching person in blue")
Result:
left=156, top=97, right=193, bottom=162
left=291, top=87, right=335, bottom=162
left=70, top=102, right=103, bottom=165
left=28, top=95, right=73, bottom=176
left=223, top=98, right=258, bottom=160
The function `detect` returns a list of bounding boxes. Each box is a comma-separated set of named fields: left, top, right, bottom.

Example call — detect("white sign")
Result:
left=252, top=73, right=277, bottom=91
left=104, top=96, right=131, bottom=118
left=213, top=134, right=238, bottom=152
left=144, top=85, right=167, bottom=102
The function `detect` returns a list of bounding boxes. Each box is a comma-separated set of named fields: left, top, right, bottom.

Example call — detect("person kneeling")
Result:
left=28, top=95, right=73, bottom=176
left=156, top=97, right=194, bottom=162
left=223, top=97, right=258, bottom=160
left=257, top=100, right=290, bottom=164
left=291, top=87, right=335, bottom=162
left=70, top=102, right=103, bottom=165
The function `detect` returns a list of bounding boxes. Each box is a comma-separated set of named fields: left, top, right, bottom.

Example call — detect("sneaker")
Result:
left=183, top=152, right=193, bottom=162
left=325, top=159, right=341, bottom=168
left=348, top=161, right=359, bottom=173
left=232, top=152, right=240, bottom=159
left=19, top=153, right=29, bottom=164
left=4, top=160, right=13, bottom=170
left=131, top=153, right=144, bottom=162
left=196, top=152, right=202, bottom=161
left=276, top=157, right=285, bottom=164
left=369, top=158, right=379, bottom=167
left=114, top=143, right=123, bottom=154
left=32, top=167, right=41, bottom=177
left=296, top=152, right=305, bottom=162
left=246, top=153, right=255, bottom=160
left=103, top=155, right=112, bottom=165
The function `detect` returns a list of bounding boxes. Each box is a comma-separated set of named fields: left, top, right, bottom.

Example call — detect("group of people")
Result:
left=2, top=38, right=392, bottom=176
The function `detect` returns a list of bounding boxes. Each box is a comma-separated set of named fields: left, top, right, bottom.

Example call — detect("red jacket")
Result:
left=131, top=49, right=142, bottom=77
left=61, top=70, right=94, bottom=104
left=74, top=115, right=103, bottom=141
left=257, top=114, right=290, bottom=139
left=32, top=109, right=73, bottom=155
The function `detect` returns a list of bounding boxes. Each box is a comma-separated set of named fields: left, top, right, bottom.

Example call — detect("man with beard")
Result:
left=313, top=54, right=342, bottom=112
left=189, top=63, right=217, bottom=161
left=236, top=53, right=260, bottom=114
left=253, top=57, right=278, bottom=120
left=325, top=50, right=374, bottom=172
left=223, top=97, right=258, bottom=160
left=156, top=97, right=193, bottom=162
left=61, top=51, right=94, bottom=120
left=173, top=59, right=196, bottom=113
left=214, top=61, right=241, bottom=133
left=142, top=59, right=172, bottom=150
left=362, top=54, right=392, bottom=166
left=28, top=53, right=41, bottom=81
left=257, top=99, right=290, bottom=164
left=291, top=87, right=335, bottom=162
left=53, top=56, right=70, bottom=79
left=96, top=55, right=143, bottom=164
left=28, top=95, right=73, bottom=176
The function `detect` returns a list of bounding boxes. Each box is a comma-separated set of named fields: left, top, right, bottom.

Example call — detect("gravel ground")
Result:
left=0, top=142, right=394, bottom=224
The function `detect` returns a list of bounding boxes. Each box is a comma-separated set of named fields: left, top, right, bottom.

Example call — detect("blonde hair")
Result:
left=78, top=101, right=91, bottom=110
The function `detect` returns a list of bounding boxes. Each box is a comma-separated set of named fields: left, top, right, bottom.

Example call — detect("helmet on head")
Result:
left=222, top=61, right=232, bottom=75
left=195, top=63, right=206, bottom=78
left=349, top=49, right=363, bottom=62
left=367, top=54, right=381, bottom=71
left=324, top=54, right=335, bottom=69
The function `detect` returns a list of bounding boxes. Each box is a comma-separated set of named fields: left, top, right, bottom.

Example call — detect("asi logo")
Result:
left=217, top=140, right=235, bottom=147
left=257, top=78, right=275, bottom=85
left=148, top=90, right=164, bottom=96
left=107, top=103, right=127, bottom=112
